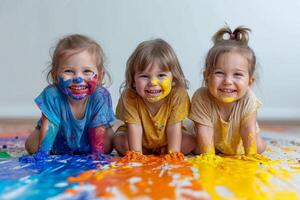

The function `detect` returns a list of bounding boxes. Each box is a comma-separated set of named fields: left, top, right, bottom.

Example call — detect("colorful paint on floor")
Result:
left=0, top=127, right=300, bottom=199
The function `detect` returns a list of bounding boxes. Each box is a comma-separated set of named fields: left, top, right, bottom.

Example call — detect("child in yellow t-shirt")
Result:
left=114, top=38, right=195, bottom=161
left=189, top=26, right=266, bottom=156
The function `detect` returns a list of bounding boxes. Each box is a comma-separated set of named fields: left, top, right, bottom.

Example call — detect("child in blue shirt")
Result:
left=25, top=34, right=115, bottom=155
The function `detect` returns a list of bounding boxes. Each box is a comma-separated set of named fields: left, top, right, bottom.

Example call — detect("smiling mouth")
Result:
left=219, top=89, right=236, bottom=94
left=145, top=89, right=162, bottom=96
left=69, top=85, right=89, bottom=90
left=69, top=85, right=90, bottom=95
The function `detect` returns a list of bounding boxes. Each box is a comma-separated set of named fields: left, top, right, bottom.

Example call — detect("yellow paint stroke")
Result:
left=281, top=146, right=297, bottom=152
left=222, top=97, right=235, bottom=103
left=151, top=78, right=159, bottom=85
left=67, top=153, right=300, bottom=199
left=146, top=78, right=172, bottom=103
left=246, top=131, right=258, bottom=155
left=188, top=154, right=300, bottom=200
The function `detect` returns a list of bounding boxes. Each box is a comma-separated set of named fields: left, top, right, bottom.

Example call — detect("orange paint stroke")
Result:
left=68, top=155, right=207, bottom=199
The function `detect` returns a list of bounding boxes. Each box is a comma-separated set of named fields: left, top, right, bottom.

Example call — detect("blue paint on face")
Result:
left=58, top=77, right=86, bottom=100
left=73, top=77, right=83, bottom=84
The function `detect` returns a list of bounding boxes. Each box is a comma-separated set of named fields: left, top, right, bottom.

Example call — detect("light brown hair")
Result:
left=47, top=34, right=111, bottom=85
left=204, top=26, right=256, bottom=81
left=121, top=38, right=188, bottom=91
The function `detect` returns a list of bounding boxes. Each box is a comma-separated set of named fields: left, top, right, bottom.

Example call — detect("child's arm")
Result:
left=25, top=114, right=59, bottom=154
left=88, top=126, right=106, bottom=154
left=240, top=112, right=258, bottom=155
left=195, top=122, right=215, bottom=154
left=166, top=122, right=182, bottom=153
left=128, top=123, right=143, bottom=153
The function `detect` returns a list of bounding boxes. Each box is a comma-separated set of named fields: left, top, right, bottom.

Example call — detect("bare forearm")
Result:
left=128, top=124, right=143, bottom=153
left=241, top=128, right=257, bottom=155
left=196, top=123, right=214, bottom=154
left=167, top=126, right=182, bottom=153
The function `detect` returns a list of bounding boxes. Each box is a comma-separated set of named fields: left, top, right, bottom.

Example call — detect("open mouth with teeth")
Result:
left=145, top=89, right=162, bottom=97
left=219, top=88, right=236, bottom=95
left=69, top=85, right=90, bottom=95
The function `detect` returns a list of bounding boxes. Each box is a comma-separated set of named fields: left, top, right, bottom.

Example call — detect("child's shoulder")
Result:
left=240, top=90, right=262, bottom=106
left=41, top=85, right=61, bottom=97
left=94, top=86, right=111, bottom=96
left=170, top=86, right=189, bottom=99
left=192, top=87, right=210, bottom=99
left=89, top=86, right=113, bottom=103
left=120, top=88, right=138, bottom=99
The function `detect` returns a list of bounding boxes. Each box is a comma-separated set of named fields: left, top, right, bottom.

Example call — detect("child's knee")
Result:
left=113, top=132, right=129, bottom=153
left=257, top=137, right=267, bottom=154
left=181, top=132, right=196, bottom=154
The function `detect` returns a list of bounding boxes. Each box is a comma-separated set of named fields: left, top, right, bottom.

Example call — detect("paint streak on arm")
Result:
left=195, top=122, right=215, bottom=155
left=39, top=114, right=59, bottom=152
left=240, top=112, right=258, bottom=155
left=89, top=126, right=106, bottom=153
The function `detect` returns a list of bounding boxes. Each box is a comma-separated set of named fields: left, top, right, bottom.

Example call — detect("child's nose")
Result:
left=73, top=77, right=83, bottom=83
left=150, top=78, right=159, bottom=85
left=224, top=76, right=233, bottom=84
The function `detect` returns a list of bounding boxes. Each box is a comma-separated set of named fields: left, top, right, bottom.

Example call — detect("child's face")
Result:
left=134, top=61, right=173, bottom=103
left=205, top=52, right=254, bottom=106
left=57, top=50, right=99, bottom=100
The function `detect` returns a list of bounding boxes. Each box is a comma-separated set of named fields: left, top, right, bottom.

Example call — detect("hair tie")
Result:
left=229, top=33, right=235, bottom=39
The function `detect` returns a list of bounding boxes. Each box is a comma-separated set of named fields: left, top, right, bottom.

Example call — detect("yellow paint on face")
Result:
left=222, top=97, right=236, bottom=103
left=146, top=78, right=172, bottom=103
left=151, top=78, right=159, bottom=85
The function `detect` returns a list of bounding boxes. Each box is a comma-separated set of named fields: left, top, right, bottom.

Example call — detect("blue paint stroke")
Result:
left=0, top=152, right=113, bottom=199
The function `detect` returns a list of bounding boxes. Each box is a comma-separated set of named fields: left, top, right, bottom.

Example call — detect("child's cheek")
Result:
left=87, top=74, right=98, bottom=95
left=161, top=78, right=172, bottom=96
left=146, top=78, right=172, bottom=103
left=58, top=77, right=72, bottom=95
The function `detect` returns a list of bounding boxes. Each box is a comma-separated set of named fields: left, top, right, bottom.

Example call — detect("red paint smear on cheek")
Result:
left=87, top=75, right=98, bottom=95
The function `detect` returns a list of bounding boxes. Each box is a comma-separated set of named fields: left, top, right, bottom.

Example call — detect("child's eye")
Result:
left=139, top=75, right=148, bottom=78
left=214, top=71, right=224, bottom=76
left=234, top=73, right=244, bottom=77
left=64, top=69, right=73, bottom=74
left=158, top=74, right=167, bottom=78
left=83, top=69, right=94, bottom=75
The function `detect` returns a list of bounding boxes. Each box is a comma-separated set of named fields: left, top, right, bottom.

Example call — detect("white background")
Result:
left=0, top=0, right=300, bottom=120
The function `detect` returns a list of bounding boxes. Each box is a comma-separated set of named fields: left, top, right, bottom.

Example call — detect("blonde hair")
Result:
left=47, top=34, right=111, bottom=86
left=204, top=26, right=256, bottom=80
left=121, top=38, right=188, bottom=91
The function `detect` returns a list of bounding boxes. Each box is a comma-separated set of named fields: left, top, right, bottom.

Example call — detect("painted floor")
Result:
left=0, top=125, right=300, bottom=200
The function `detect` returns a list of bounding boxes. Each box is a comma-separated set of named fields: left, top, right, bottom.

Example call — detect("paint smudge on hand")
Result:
left=118, top=151, right=149, bottom=163
left=163, top=152, right=185, bottom=162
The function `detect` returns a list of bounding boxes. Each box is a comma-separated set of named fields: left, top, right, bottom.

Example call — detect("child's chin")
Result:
left=71, top=94, right=87, bottom=100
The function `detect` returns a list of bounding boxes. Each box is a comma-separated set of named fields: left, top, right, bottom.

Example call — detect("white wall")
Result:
left=0, top=0, right=300, bottom=120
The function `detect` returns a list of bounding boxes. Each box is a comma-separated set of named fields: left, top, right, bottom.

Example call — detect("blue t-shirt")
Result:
left=35, top=85, right=116, bottom=154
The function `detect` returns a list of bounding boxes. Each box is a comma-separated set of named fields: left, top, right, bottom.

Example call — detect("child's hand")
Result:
left=163, top=152, right=185, bottom=162
left=119, top=150, right=149, bottom=163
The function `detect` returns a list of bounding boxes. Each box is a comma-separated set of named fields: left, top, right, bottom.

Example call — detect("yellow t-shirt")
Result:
left=188, top=87, right=262, bottom=155
left=116, top=87, right=190, bottom=149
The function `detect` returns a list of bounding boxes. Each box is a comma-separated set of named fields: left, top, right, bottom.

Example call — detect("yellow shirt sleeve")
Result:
left=188, top=87, right=213, bottom=127
left=240, top=90, right=262, bottom=125
left=116, top=89, right=141, bottom=124
left=167, top=87, right=190, bottom=125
